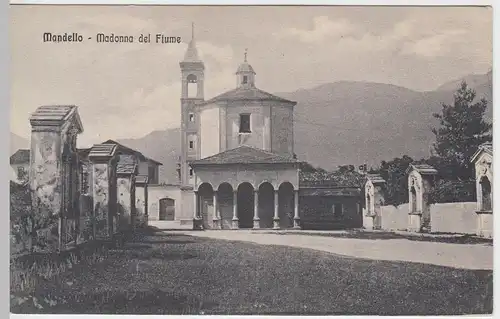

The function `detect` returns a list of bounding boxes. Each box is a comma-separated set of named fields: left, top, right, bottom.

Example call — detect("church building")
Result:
left=178, top=26, right=301, bottom=230
left=175, top=25, right=365, bottom=230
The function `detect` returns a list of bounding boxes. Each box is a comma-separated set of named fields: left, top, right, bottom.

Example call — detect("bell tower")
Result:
left=179, top=23, right=204, bottom=186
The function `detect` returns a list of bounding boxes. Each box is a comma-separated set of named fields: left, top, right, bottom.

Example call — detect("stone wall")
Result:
left=147, top=185, right=182, bottom=221
left=430, top=202, right=477, bottom=234
left=380, top=204, right=409, bottom=231
left=300, top=195, right=361, bottom=230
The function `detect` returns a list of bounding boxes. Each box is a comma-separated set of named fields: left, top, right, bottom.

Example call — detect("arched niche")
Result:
left=406, top=164, right=437, bottom=233
left=363, top=174, right=386, bottom=230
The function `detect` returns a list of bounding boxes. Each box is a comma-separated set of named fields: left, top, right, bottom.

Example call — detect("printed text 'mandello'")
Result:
left=43, top=32, right=84, bottom=43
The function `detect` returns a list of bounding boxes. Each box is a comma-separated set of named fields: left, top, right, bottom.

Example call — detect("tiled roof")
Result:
left=101, top=139, right=163, bottom=165
left=135, top=175, right=149, bottom=184
left=29, top=105, right=84, bottom=133
left=406, top=163, right=438, bottom=175
left=10, top=149, right=30, bottom=165
left=30, top=105, right=76, bottom=122
left=116, top=155, right=137, bottom=175
left=299, top=170, right=365, bottom=188
left=201, top=86, right=296, bottom=105
left=190, top=145, right=298, bottom=166
left=89, top=143, right=117, bottom=158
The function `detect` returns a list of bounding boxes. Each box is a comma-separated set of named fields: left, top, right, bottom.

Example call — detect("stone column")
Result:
left=273, top=190, right=280, bottom=229
left=253, top=190, right=260, bottom=229
left=193, top=191, right=202, bottom=230
left=89, top=144, right=118, bottom=241
left=212, top=191, right=221, bottom=229
left=293, top=190, right=300, bottom=229
left=232, top=190, right=239, bottom=229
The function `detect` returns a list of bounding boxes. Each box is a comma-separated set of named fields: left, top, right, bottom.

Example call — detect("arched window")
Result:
left=410, top=187, right=417, bottom=213
left=480, top=176, right=492, bottom=211
left=186, top=74, right=198, bottom=98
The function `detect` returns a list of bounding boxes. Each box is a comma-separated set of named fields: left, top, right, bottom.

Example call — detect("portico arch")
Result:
left=258, top=182, right=275, bottom=228
left=278, top=182, right=295, bottom=228
left=217, top=182, right=234, bottom=229
left=237, top=182, right=254, bottom=229
left=198, top=182, right=214, bottom=229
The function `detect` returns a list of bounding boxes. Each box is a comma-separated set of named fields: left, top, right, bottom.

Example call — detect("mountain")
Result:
left=117, top=128, right=181, bottom=183
left=10, top=132, right=29, bottom=155
left=11, top=71, right=491, bottom=182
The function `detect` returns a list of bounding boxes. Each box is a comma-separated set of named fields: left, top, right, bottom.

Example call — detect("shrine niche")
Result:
left=29, top=105, right=83, bottom=251
left=471, top=142, right=493, bottom=238
left=116, top=155, right=138, bottom=232
left=363, top=174, right=386, bottom=230
left=406, top=164, right=437, bottom=233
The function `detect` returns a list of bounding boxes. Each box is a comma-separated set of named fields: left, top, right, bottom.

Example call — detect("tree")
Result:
left=300, top=161, right=326, bottom=173
left=372, top=155, right=414, bottom=206
left=432, top=81, right=492, bottom=180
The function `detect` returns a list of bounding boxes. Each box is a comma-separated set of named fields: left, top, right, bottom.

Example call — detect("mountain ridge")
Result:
left=10, top=71, right=492, bottom=184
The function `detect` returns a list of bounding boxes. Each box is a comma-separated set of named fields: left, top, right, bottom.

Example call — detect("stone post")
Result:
left=253, top=190, right=260, bottom=229
left=273, top=190, right=280, bottom=229
left=363, top=174, right=386, bottom=230
left=89, top=144, right=118, bottom=240
left=29, top=105, right=83, bottom=252
left=134, top=175, right=149, bottom=228
left=232, top=190, right=239, bottom=229
left=116, top=155, right=138, bottom=232
left=212, top=191, right=221, bottom=229
left=406, top=164, right=437, bottom=233
left=293, top=190, right=300, bottom=229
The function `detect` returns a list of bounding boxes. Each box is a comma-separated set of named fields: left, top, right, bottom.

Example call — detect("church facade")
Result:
left=174, top=26, right=365, bottom=230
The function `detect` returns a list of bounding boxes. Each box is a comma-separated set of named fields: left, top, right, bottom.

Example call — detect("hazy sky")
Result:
left=10, top=5, right=492, bottom=147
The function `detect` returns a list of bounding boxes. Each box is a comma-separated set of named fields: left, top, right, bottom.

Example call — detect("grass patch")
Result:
left=11, top=227, right=493, bottom=315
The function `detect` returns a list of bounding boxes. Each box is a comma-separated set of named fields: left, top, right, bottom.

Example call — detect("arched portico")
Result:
left=237, top=182, right=254, bottom=229
left=278, top=182, right=295, bottom=229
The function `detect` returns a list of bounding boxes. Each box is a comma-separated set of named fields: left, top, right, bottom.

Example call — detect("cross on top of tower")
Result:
left=244, top=48, right=248, bottom=62
left=191, top=22, right=195, bottom=41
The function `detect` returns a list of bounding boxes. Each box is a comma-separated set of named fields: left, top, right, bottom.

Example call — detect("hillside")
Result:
left=10, top=132, right=29, bottom=155
left=11, top=71, right=492, bottom=183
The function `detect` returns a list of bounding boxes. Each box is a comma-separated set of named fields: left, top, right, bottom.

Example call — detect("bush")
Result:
left=429, top=179, right=476, bottom=204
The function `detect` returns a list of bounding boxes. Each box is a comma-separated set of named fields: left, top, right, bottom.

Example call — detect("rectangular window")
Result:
left=189, top=141, right=194, bottom=149
left=242, top=76, right=248, bottom=84
left=189, top=113, right=194, bottom=122
left=333, top=203, right=343, bottom=218
left=189, top=168, right=194, bottom=177
left=239, top=114, right=251, bottom=133
left=148, top=166, right=156, bottom=183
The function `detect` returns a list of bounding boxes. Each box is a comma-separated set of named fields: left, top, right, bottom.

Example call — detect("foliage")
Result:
left=431, top=81, right=492, bottom=181
left=429, top=179, right=476, bottom=204
left=372, top=155, right=414, bottom=206
left=300, top=161, right=327, bottom=173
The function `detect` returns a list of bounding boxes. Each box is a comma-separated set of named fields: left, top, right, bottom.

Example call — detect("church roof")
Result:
left=236, top=62, right=255, bottom=74
left=183, top=39, right=201, bottom=62
left=201, top=86, right=296, bottom=105
left=190, top=145, right=298, bottom=166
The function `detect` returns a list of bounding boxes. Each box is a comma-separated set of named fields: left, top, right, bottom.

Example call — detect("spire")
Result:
left=183, top=22, right=201, bottom=62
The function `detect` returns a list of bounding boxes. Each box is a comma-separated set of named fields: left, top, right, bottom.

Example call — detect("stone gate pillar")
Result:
left=29, top=105, right=83, bottom=251
left=134, top=175, right=149, bottom=228
left=89, top=144, right=118, bottom=240
left=471, top=142, right=493, bottom=238
left=116, top=155, right=138, bottom=232
left=363, top=174, right=386, bottom=230
left=406, top=164, right=437, bottom=233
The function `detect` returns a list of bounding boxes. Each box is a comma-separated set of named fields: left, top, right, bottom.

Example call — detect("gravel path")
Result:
left=178, top=230, right=493, bottom=270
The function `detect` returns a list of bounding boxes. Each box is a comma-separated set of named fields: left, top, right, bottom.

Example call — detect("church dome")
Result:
left=236, top=62, right=255, bottom=74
